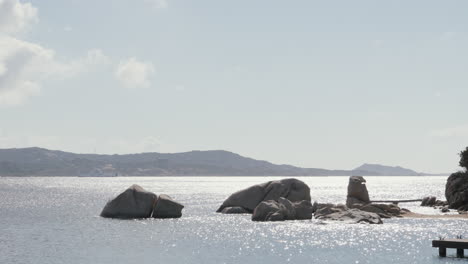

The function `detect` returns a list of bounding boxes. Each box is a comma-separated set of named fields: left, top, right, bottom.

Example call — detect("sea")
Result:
left=0, top=176, right=466, bottom=264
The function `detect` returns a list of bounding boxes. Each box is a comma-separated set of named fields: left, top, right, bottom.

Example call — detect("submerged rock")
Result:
left=313, top=203, right=348, bottom=217
left=440, top=206, right=450, bottom=213
left=152, top=194, right=184, bottom=218
left=316, top=208, right=383, bottom=224
left=359, top=203, right=402, bottom=218
left=445, top=171, right=468, bottom=211
left=101, top=184, right=157, bottom=219
left=346, top=176, right=370, bottom=208
left=252, top=197, right=313, bottom=222
left=101, top=185, right=184, bottom=219
left=217, top=178, right=311, bottom=213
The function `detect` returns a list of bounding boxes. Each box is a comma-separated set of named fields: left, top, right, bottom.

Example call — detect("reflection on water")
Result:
left=0, top=176, right=466, bottom=264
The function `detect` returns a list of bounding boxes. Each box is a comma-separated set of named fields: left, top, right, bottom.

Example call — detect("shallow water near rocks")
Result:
left=0, top=176, right=467, bottom=264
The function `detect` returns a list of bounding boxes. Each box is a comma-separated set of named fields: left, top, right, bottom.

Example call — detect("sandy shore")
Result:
left=402, top=211, right=468, bottom=219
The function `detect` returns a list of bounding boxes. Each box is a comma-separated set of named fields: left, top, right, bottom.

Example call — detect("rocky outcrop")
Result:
left=101, top=185, right=183, bottom=219
left=359, top=203, right=404, bottom=218
left=217, top=178, right=311, bottom=213
left=420, top=196, right=447, bottom=207
left=316, top=208, right=383, bottom=224
left=313, top=203, right=382, bottom=224
left=346, top=176, right=370, bottom=208
left=445, top=172, right=468, bottom=211
left=152, top=194, right=184, bottom=218
left=251, top=197, right=313, bottom=222
left=344, top=176, right=406, bottom=218
left=101, top=185, right=157, bottom=219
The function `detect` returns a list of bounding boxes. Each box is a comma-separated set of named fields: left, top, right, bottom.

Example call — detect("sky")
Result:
left=0, top=0, right=468, bottom=173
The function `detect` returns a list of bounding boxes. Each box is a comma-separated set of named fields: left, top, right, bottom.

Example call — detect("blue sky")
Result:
left=1, top=0, right=468, bottom=172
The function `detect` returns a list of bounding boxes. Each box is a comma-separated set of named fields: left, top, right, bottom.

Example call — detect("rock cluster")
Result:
left=445, top=171, right=468, bottom=211
left=101, top=185, right=184, bottom=219
left=217, top=176, right=408, bottom=224
left=217, top=178, right=311, bottom=213
left=345, top=176, right=405, bottom=218
left=420, top=196, right=449, bottom=212
left=252, top=198, right=314, bottom=222
left=421, top=196, right=446, bottom=207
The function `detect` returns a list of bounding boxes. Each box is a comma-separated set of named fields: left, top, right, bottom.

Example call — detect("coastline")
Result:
left=401, top=211, right=468, bottom=219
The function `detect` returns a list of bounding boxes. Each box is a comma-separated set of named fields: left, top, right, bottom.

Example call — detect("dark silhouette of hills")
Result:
left=0, top=147, right=443, bottom=176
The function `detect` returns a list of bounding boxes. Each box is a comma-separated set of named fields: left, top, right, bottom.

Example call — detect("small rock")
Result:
left=220, top=206, right=250, bottom=214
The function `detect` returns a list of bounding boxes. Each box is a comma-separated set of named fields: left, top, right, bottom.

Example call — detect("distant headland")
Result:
left=0, top=147, right=446, bottom=177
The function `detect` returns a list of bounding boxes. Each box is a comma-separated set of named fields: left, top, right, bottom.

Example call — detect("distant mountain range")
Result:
left=0, top=147, right=446, bottom=177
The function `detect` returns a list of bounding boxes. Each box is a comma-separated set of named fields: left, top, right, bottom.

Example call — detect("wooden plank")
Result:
left=433, top=239, right=468, bottom=249
left=370, top=199, right=423, bottom=204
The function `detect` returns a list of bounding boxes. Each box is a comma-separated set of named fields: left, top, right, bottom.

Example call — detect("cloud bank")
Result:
left=0, top=0, right=111, bottom=106
left=0, top=0, right=37, bottom=34
left=0, top=0, right=157, bottom=106
left=115, top=57, right=155, bottom=88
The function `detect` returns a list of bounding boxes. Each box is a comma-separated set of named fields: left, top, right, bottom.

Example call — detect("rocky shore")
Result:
left=100, top=147, right=468, bottom=222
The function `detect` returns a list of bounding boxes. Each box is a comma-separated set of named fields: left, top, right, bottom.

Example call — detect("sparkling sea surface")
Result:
left=1, top=176, right=467, bottom=264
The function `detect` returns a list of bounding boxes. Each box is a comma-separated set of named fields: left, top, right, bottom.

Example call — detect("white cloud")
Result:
left=430, top=125, right=468, bottom=139
left=0, top=0, right=111, bottom=106
left=144, top=0, right=168, bottom=9
left=0, top=0, right=38, bottom=34
left=115, top=57, right=155, bottom=88
left=0, top=1, right=154, bottom=106
left=0, top=36, right=53, bottom=105
left=54, top=49, right=110, bottom=79
left=0, top=35, right=109, bottom=106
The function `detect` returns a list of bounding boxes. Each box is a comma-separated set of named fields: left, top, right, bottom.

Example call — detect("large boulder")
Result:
left=252, top=197, right=313, bottom=222
left=101, top=185, right=157, bottom=219
left=445, top=172, right=468, bottom=210
left=346, top=176, right=370, bottom=208
left=217, top=178, right=311, bottom=213
left=152, top=194, right=184, bottom=218
left=101, top=185, right=184, bottom=219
